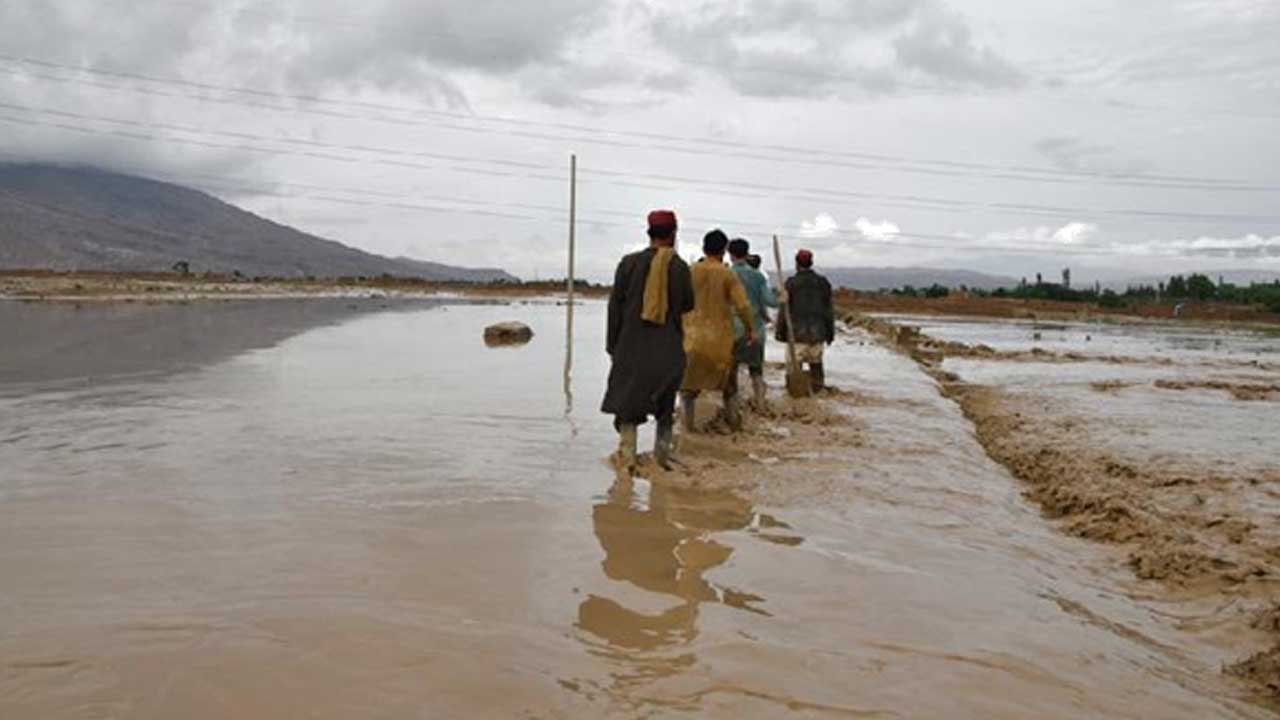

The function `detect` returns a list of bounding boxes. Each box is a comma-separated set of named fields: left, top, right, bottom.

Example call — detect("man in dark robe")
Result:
left=601, top=210, right=695, bottom=473
left=778, top=248, right=835, bottom=390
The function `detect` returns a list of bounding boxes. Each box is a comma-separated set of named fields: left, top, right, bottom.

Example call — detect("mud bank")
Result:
left=1153, top=379, right=1280, bottom=401
left=853, top=311, right=1280, bottom=702
left=852, top=313, right=1280, bottom=374
left=853, top=314, right=1171, bottom=367
left=947, top=384, right=1278, bottom=586
left=836, top=290, right=1280, bottom=327
left=1089, top=379, right=1280, bottom=401
left=0, top=271, right=609, bottom=302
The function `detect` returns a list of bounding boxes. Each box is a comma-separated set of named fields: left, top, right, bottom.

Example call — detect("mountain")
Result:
left=788, top=266, right=1018, bottom=291
left=0, top=163, right=517, bottom=282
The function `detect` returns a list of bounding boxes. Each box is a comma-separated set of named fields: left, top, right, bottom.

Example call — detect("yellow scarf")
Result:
left=641, top=246, right=674, bottom=325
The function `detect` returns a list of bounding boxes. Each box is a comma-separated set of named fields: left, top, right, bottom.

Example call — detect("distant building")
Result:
left=1062, top=267, right=1071, bottom=289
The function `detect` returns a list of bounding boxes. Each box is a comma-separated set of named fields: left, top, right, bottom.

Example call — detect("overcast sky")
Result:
left=2, top=0, right=1279, bottom=282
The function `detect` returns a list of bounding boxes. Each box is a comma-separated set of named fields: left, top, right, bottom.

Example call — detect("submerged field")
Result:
left=0, top=298, right=1277, bottom=717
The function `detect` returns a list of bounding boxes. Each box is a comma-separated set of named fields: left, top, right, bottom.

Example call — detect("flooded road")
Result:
left=0, top=299, right=1274, bottom=718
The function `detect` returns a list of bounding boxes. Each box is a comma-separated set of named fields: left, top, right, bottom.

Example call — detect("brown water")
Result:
left=0, top=299, right=1272, bottom=718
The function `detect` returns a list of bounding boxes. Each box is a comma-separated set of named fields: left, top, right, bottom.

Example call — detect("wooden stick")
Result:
left=772, top=234, right=798, bottom=374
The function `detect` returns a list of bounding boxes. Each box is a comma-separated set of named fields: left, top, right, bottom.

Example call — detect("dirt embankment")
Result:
left=836, top=290, right=1280, bottom=326
left=850, top=311, right=1280, bottom=701
left=1153, top=379, right=1280, bottom=401
left=850, top=314, right=1280, bottom=374
left=845, top=314, right=1173, bottom=375
left=0, top=270, right=610, bottom=301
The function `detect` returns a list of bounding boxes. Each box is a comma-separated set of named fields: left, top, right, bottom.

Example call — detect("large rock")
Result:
left=484, top=321, right=534, bottom=347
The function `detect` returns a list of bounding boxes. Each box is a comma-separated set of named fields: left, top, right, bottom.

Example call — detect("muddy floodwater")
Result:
left=1, top=299, right=1277, bottom=718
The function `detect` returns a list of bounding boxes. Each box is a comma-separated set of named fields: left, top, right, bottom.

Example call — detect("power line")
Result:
left=55, top=0, right=975, bottom=100
left=4, top=54, right=1279, bottom=193
left=3, top=99, right=1277, bottom=230
left=100, top=0, right=658, bottom=66
left=0, top=148, right=1215, bottom=261
left=90, top=0, right=1280, bottom=125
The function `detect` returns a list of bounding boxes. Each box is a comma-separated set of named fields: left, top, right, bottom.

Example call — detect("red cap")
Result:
left=796, top=249, right=814, bottom=263
left=647, top=209, right=677, bottom=230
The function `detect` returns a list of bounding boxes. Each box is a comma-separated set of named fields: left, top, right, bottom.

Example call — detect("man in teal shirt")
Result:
left=728, top=238, right=779, bottom=411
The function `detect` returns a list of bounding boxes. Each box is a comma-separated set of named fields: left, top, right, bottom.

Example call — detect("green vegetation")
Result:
left=890, top=283, right=951, bottom=298
left=886, top=272, right=1280, bottom=314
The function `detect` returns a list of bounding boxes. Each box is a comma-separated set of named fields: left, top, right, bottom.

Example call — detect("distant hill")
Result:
left=0, top=163, right=517, bottom=282
left=780, top=266, right=1018, bottom=291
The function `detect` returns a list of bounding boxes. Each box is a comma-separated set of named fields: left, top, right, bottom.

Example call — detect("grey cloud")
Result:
left=648, top=0, right=1023, bottom=98
left=892, top=9, right=1026, bottom=89
left=512, top=61, right=678, bottom=112
left=0, top=0, right=623, bottom=178
left=1, top=0, right=619, bottom=109
left=0, top=111, right=265, bottom=188
left=278, top=49, right=470, bottom=111
left=1193, top=246, right=1280, bottom=259
left=0, top=2, right=214, bottom=75
left=277, top=0, right=612, bottom=101
left=647, top=0, right=917, bottom=97
left=0, top=50, right=265, bottom=184
left=716, top=52, right=897, bottom=99
left=1041, top=1, right=1280, bottom=92
left=1034, top=136, right=1153, bottom=176
left=641, top=70, right=695, bottom=94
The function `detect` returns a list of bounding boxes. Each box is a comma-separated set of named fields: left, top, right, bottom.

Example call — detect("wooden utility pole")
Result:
left=563, top=154, right=577, bottom=415
left=567, top=154, right=577, bottom=310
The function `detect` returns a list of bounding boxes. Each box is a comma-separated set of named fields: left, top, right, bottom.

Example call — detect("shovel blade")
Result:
left=786, top=370, right=812, bottom=398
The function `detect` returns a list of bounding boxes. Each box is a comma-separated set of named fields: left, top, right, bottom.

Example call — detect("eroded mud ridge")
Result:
left=851, top=311, right=1280, bottom=701
left=1089, top=379, right=1280, bottom=401
left=1154, top=379, right=1280, bottom=401
left=949, top=385, right=1280, bottom=585
left=851, top=314, right=1280, bottom=374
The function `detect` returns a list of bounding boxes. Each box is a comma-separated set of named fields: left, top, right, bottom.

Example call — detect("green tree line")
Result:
left=887, top=273, right=1280, bottom=313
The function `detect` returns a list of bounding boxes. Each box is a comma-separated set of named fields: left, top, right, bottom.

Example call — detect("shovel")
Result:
left=772, top=235, right=812, bottom=398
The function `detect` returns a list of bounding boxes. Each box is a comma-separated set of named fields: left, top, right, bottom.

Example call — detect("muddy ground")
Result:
left=848, top=311, right=1280, bottom=702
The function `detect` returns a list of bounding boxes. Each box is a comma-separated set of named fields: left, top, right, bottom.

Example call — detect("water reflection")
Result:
left=576, top=477, right=794, bottom=708
left=0, top=297, right=445, bottom=388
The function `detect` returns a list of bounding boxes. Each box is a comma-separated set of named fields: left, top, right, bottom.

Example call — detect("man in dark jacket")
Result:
left=601, top=210, right=695, bottom=474
left=779, top=248, right=835, bottom=390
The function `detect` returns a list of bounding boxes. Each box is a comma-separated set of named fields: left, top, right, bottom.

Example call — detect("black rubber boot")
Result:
left=655, top=420, right=676, bottom=470
left=724, top=389, right=743, bottom=432
left=680, top=391, right=698, bottom=433
left=751, top=375, right=767, bottom=411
